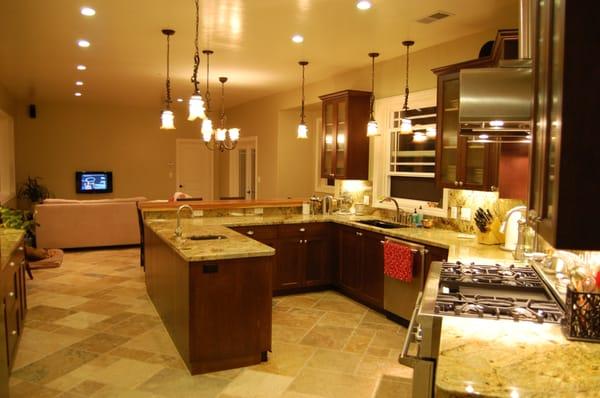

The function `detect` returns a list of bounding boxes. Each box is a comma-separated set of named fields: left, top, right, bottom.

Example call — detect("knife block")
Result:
left=476, top=218, right=503, bottom=245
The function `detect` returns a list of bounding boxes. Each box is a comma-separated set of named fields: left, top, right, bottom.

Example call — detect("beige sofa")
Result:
left=34, top=197, right=146, bottom=249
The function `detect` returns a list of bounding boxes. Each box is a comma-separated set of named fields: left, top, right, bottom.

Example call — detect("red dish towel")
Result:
left=383, top=240, right=414, bottom=282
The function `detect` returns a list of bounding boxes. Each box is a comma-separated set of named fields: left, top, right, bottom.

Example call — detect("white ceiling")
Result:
left=0, top=0, right=518, bottom=108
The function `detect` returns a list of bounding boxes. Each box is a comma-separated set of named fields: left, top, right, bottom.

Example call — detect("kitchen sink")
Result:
left=356, top=220, right=408, bottom=229
left=187, top=235, right=228, bottom=241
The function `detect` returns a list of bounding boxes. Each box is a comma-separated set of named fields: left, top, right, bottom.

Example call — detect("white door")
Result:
left=228, top=137, right=257, bottom=200
left=175, top=139, right=214, bottom=200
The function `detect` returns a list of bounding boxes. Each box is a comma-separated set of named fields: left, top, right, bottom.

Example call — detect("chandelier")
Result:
left=187, top=0, right=206, bottom=121
left=297, top=61, right=309, bottom=139
left=160, top=29, right=175, bottom=130
left=203, top=76, right=240, bottom=151
left=366, top=52, right=380, bottom=136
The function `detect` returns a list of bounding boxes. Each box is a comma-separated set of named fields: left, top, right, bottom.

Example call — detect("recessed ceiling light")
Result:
left=291, top=34, right=304, bottom=44
left=356, top=0, right=372, bottom=10
left=176, top=98, right=183, bottom=102
left=74, top=92, right=82, bottom=97
left=78, top=39, right=91, bottom=48
left=80, top=7, right=96, bottom=16
left=77, top=64, right=87, bottom=70
left=75, top=81, right=84, bottom=86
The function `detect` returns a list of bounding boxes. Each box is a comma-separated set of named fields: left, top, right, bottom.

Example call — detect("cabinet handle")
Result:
left=11, top=330, right=16, bottom=336
left=246, top=230, right=254, bottom=236
left=490, top=185, right=497, bottom=192
left=9, top=262, right=14, bottom=267
left=9, top=292, right=14, bottom=297
left=299, top=239, right=303, bottom=244
left=304, top=239, right=308, bottom=244
left=18, top=246, right=24, bottom=251
left=454, top=181, right=458, bottom=186
left=380, top=240, right=385, bottom=244
left=356, top=231, right=363, bottom=236
left=299, top=227, right=306, bottom=232
left=458, top=181, right=463, bottom=187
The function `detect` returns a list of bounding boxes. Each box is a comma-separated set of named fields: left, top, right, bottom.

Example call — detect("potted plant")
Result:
left=0, top=206, right=36, bottom=246
left=18, top=176, right=50, bottom=206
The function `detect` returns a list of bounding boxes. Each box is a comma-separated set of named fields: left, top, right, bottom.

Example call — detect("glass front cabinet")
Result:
left=319, top=90, right=371, bottom=183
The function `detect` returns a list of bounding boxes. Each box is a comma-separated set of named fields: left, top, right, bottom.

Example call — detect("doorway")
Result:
left=227, top=137, right=257, bottom=200
left=175, top=139, right=214, bottom=200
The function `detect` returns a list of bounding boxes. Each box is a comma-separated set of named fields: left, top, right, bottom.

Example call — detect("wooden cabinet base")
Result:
left=144, top=227, right=273, bottom=375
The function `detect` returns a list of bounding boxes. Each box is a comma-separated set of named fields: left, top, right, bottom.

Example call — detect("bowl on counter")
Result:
left=422, top=218, right=434, bottom=228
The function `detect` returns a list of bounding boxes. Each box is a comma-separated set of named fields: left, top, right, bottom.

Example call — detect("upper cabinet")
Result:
left=530, top=1, right=599, bottom=249
left=319, top=90, right=371, bottom=182
left=433, top=30, right=523, bottom=194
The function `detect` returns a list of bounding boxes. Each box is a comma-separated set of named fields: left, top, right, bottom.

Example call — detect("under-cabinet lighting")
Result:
left=77, top=39, right=91, bottom=48
left=356, top=1, right=372, bottom=10
left=81, top=7, right=96, bottom=16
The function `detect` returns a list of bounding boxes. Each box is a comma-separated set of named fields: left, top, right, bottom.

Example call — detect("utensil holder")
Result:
left=563, top=285, right=600, bottom=342
left=476, top=218, right=502, bottom=245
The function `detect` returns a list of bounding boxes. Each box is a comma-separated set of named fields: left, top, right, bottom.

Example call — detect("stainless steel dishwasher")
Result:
left=383, top=237, right=428, bottom=321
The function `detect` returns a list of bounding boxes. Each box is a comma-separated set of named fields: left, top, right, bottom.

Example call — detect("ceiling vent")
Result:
left=417, top=11, right=453, bottom=24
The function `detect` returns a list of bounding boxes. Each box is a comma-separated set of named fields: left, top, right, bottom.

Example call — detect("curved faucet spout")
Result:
left=379, top=197, right=402, bottom=223
left=176, top=205, right=194, bottom=238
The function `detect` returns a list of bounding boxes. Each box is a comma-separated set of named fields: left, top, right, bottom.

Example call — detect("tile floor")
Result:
left=10, top=248, right=413, bottom=397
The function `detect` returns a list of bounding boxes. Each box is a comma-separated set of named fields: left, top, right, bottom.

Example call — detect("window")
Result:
left=372, top=89, right=447, bottom=217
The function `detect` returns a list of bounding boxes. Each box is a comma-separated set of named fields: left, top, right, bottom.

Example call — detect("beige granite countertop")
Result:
left=146, top=213, right=514, bottom=264
left=145, top=219, right=275, bottom=262
left=436, top=317, right=600, bottom=398
left=0, top=227, right=25, bottom=270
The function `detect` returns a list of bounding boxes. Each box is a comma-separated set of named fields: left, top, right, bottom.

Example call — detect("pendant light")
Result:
left=366, top=52, right=380, bottom=136
left=400, top=40, right=415, bottom=134
left=297, top=61, right=309, bottom=139
left=160, top=29, right=175, bottom=130
left=204, top=76, right=240, bottom=151
left=201, top=50, right=214, bottom=141
left=187, top=0, right=206, bottom=121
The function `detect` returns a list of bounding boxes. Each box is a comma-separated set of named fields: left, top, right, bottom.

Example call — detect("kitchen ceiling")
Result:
left=0, top=0, right=518, bottom=108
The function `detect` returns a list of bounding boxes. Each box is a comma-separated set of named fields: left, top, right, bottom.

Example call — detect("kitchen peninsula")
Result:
left=143, top=219, right=275, bottom=374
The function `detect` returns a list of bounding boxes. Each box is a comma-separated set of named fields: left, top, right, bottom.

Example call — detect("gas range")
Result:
left=435, top=261, right=563, bottom=324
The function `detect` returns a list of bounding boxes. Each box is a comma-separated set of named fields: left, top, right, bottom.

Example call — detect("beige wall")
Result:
left=226, top=28, right=506, bottom=199
left=0, top=84, right=15, bottom=117
left=13, top=101, right=219, bottom=200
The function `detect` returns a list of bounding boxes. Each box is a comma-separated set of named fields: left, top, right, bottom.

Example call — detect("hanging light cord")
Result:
left=402, top=43, right=410, bottom=113
left=220, top=80, right=226, bottom=128
left=165, top=33, right=172, bottom=108
left=301, top=63, right=306, bottom=123
left=205, top=51, right=212, bottom=111
left=190, top=0, right=200, bottom=94
left=370, top=55, right=376, bottom=118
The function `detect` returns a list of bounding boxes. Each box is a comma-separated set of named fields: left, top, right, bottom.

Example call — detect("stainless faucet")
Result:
left=379, top=197, right=402, bottom=223
left=175, top=204, right=194, bottom=238
left=322, top=195, right=334, bottom=215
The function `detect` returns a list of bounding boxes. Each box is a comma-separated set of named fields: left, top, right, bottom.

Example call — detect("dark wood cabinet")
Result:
left=275, top=238, right=304, bottom=289
left=433, top=30, right=522, bottom=193
left=337, top=226, right=384, bottom=308
left=529, top=0, right=599, bottom=249
left=319, top=90, right=371, bottom=182
left=304, top=237, right=330, bottom=287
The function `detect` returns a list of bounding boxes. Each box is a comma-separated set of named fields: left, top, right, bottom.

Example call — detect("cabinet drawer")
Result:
left=278, top=223, right=328, bottom=238
left=230, top=225, right=277, bottom=241
left=5, top=302, right=20, bottom=368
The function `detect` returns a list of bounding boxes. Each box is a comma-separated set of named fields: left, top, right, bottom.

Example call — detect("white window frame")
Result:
left=371, top=89, right=448, bottom=217
left=0, top=111, right=16, bottom=205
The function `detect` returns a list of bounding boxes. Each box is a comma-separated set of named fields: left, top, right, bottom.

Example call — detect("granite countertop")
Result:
left=145, top=219, right=275, bottom=262
left=0, top=228, right=25, bottom=270
left=436, top=317, right=600, bottom=398
left=146, top=213, right=513, bottom=264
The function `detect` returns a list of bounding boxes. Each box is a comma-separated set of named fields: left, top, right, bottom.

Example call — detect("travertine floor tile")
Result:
left=300, top=325, right=354, bottom=350
left=288, top=368, right=377, bottom=398
left=54, top=311, right=111, bottom=329
left=82, top=358, right=164, bottom=388
left=137, top=367, right=230, bottom=397
left=220, top=369, right=293, bottom=398
left=305, top=349, right=362, bottom=374
left=12, top=348, right=98, bottom=384
left=251, top=342, right=315, bottom=377
left=9, top=380, right=62, bottom=398
left=312, top=299, right=368, bottom=315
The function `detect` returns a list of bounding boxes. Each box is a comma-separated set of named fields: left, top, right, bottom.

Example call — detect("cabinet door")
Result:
left=338, top=228, right=363, bottom=291
left=321, top=102, right=335, bottom=179
left=436, top=74, right=460, bottom=188
left=461, top=139, right=499, bottom=191
left=304, top=236, right=331, bottom=287
left=275, top=238, right=303, bottom=290
left=361, top=233, right=384, bottom=307
left=334, top=100, right=348, bottom=178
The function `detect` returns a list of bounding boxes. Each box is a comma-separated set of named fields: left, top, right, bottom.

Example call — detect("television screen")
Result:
left=76, top=171, right=113, bottom=194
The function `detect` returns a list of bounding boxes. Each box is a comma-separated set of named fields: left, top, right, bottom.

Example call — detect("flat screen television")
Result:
left=75, top=171, right=113, bottom=194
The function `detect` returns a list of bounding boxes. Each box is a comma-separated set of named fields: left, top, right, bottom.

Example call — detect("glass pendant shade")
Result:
left=400, top=118, right=413, bottom=133
left=215, top=128, right=227, bottom=142
left=297, top=123, right=308, bottom=139
left=188, top=94, right=206, bottom=120
left=325, top=134, right=333, bottom=145
left=202, top=131, right=212, bottom=142
left=160, top=110, right=175, bottom=129
left=201, top=118, right=213, bottom=136
left=367, top=119, right=379, bottom=136
left=413, top=132, right=427, bottom=143
left=426, top=127, right=437, bottom=137
left=228, top=128, right=240, bottom=141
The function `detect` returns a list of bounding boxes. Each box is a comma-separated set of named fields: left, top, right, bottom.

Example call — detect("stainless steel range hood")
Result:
left=459, top=0, right=533, bottom=140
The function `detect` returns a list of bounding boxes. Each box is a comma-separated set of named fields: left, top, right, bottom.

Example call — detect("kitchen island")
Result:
left=143, top=220, right=275, bottom=374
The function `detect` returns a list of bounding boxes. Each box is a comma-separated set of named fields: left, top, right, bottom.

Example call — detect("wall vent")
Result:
left=417, top=11, right=453, bottom=24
